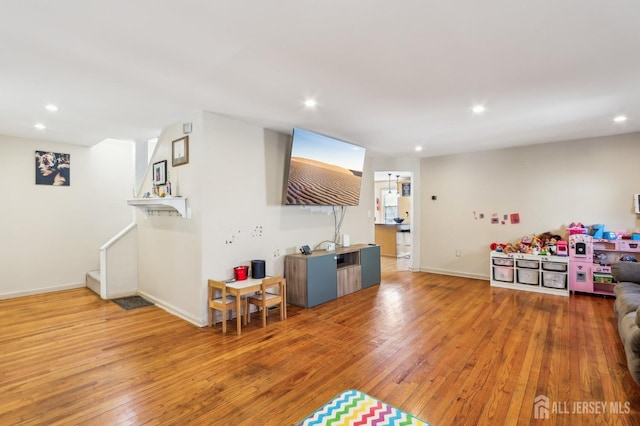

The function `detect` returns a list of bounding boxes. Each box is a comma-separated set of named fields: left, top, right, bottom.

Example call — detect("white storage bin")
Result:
left=517, top=269, right=539, bottom=285
left=492, top=257, right=514, bottom=267
left=541, top=262, right=567, bottom=272
left=493, top=266, right=514, bottom=282
left=517, top=259, right=539, bottom=269
left=542, top=272, right=567, bottom=289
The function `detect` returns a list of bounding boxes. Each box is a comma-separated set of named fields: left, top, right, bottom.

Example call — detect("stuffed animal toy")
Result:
left=490, top=242, right=507, bottom=251
left=545, top=235, right=563, bottom=255
left=537, top=232, right=554, bottom=245
left=503, top=243, right=517, bottom=254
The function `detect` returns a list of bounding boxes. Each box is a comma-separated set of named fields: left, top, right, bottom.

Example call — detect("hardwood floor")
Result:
left=381, top=255, right=411, bottom=272
left=1, top=272, right=639, bottom=425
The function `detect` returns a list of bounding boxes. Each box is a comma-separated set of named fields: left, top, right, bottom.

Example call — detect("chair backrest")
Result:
left=208, top=280, right=229, bottom=305
left=259, top=276, right=284, bottom=301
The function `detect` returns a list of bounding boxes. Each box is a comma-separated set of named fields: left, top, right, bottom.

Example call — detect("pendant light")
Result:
left=396, top=175, right=400, bottom=195
left=388, top=173, right=392, bottom=193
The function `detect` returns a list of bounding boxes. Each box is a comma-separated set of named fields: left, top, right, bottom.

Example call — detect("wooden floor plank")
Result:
left=1, top=271, right=640, bottom=425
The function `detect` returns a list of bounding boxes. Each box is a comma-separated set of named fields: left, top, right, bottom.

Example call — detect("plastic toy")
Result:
left=489, top=242, right=506, bottom=251
left=568, top=222, right=588, bottom=235
left=556, top=241, right=568, bottom=256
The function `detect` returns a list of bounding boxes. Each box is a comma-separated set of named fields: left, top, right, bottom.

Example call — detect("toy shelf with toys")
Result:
left=490, top=251, right=569, bottom=296
left=569, top=227, right=640, bottom=296
left=490, top=223, right=640, bottom=297
left=490, top=230, right=570, bottom=296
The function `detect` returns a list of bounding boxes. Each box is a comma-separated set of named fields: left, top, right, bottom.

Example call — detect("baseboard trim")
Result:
left=0, top=282, right=86, bottom=300
left=417, top=267, right=489, bottom=281
left=137, top=290, right=206, bottom=327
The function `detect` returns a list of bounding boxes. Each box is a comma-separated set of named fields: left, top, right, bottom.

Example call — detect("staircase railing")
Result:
left=99, top=222, right=138, bottom=299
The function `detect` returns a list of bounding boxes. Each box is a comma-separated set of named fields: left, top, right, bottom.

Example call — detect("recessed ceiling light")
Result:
left=34, top=123, right=46, bottom=130
left=304, top=99, right=317, bottom=108
left=472, top=105, right=486, bottom=114
left=613, top=115, right=627, bottom=123
left=415, top=146, right=423, bottom=152
left=45, top=104, right=59, bottom=112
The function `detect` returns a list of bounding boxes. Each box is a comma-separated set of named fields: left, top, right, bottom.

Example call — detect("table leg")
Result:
left=282, top=282, right=287, bottom=320
left=207, top=286, right=213, bottom=327
left=236, top=295, right=242, bottom=335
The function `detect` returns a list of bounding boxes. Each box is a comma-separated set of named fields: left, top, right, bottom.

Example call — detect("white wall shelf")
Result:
left=127, top=197, right=189, bottom=218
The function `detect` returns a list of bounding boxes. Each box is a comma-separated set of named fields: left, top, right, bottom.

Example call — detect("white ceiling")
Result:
left=2, top=1, right=640, bottom=157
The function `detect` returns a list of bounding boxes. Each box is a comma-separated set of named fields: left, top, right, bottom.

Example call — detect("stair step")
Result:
left=87, top=270, right=101, bottom=282
left=86, top=270, right=101, bottom=296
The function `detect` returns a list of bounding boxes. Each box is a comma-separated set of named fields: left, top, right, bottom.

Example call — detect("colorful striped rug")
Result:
left=297, top=389, right=431, bottom=425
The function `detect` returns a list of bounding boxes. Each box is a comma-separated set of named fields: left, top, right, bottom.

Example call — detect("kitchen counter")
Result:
left=375, top=223, right=410, bottom=230
left=396, top=223, right=410, bottom=232
left=375, top=223, right=410, bottom=257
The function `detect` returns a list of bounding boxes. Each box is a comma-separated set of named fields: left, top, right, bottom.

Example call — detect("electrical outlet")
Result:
left=455, top=249, right=461, bottom=257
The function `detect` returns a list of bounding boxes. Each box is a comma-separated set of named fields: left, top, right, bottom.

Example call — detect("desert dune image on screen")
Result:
left=285, top=129, right=366, bottom=205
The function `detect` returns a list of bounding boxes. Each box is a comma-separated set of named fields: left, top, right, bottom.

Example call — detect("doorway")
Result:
left=373, top=171, right=413, bottom=271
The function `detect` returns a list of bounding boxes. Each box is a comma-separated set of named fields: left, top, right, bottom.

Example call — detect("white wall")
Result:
left=0, top=135, right=134, bottom=298
left=10, top=114, right=640, bottom=322
left=420, top=132, right=640, bottom=279
left=200, top=112, right=373, bottom=278
left=135, top=111, right=374, bottom=326
left=135, top=119, right=203, bottom=324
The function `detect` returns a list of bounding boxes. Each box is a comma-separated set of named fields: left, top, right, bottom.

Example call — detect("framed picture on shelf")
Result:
left=153, top=160, right=167, bottom=186
left=172, top=136, right=189, bottom=167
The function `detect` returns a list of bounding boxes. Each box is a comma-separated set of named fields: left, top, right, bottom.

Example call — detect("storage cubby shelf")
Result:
left=490, top=252, right=569, bottom=296
left=127, top=197, right=188, bottom=217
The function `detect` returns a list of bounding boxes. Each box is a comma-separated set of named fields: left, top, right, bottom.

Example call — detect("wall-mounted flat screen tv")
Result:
left=284, top=128, right=366, bottom=206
